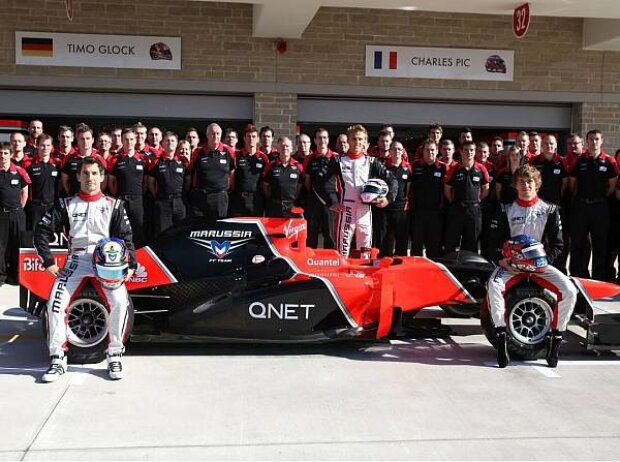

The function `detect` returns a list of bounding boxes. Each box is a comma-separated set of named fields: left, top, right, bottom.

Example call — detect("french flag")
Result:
left=374, top=50, right=398, bottom=70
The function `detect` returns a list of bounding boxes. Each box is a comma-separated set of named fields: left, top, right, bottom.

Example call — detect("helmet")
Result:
left=360, top=178, right=389, bottom=204
left=502, top=235, right=548, bottom=272
left=93, top=238, right=129, bottom=289
left=149, top=42, right=173, bottom=61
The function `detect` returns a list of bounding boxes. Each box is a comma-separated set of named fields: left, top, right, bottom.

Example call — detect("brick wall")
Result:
left=573, top=103, right=620, bottom=151
left=253, top=93, right=298, bottom=139
left=2, top=1, right=620, bottom=139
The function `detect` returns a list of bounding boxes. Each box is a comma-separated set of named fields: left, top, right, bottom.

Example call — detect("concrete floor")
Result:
left=1, top=283, right=620, bottom=461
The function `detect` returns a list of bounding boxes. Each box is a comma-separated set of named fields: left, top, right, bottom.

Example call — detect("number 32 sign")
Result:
left=513, top=3, right=530, bottom=38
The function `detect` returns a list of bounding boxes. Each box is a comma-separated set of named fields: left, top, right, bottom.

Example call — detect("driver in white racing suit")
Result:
left=326, top=124, right=397, bottom=257
left=34, top=157, right=137, bottom=382
left=487, top=164, right=578, bottom=368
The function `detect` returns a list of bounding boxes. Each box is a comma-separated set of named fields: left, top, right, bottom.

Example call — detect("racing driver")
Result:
left=326, top=124, right=397, bottom=257
left=487, top=164, right=578, bottom=368
left=34, top=157, right=137, bottom=382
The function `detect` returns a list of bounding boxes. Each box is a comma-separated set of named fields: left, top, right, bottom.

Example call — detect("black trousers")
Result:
left=27, top=202, right=54, bottom=232
left=306, top=193, right=334, bottom=249
left=121, top=196, right=145, bottom=248
left=381, top=208, right=409, bottom=257
left=0, top=209, right=26, bottom=285
left=154, top=197, right=186, bottom=236
left=229, top=191, right=264, bottom=217
left=411, top=209, right=443, bottom=258
left=570, top=199, right=609, bottom=280
left=444, top=203, right=481, bottom=254
left=556, top=198, right=590, bottom=274
left=190, top=190, right=229, bottom=222
left=371, top=206, right=387, bottom=249
left=143, top=193, right=155, bottom=244
left=479, top=201, right=496, bottom=261
left=265, top=199, right=295, bottom=218
left=607, top=207, right=620, bottom=282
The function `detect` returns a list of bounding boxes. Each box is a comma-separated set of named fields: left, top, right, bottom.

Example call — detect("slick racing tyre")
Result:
left=481, top=286, right=555, bottom=360
left=41, top=287, right=134, bottom=364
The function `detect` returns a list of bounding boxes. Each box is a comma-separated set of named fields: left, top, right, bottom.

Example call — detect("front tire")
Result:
left=481, top=286, right=555, bottom=360
left=41, top=287, right=134, bottom=364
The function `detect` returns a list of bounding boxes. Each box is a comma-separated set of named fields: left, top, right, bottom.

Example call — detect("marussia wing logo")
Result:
left=189, top=237, right=253, bottom=259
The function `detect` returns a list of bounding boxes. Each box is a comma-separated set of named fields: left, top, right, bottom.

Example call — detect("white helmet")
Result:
left=360, top=178, right=389, bottom=204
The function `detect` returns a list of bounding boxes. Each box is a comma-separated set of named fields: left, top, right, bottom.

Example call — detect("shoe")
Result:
left=495, top=327, right=510, bottom=368
left=546, top=330, right=563, bottom=368
left=42, top=355, right=67, bottom=383
left=107, top=354, right=123, bottom=380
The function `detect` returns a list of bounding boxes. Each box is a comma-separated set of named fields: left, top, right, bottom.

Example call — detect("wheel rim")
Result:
left=508, top=297, right=553, bottom=345
left=67, top=298, right=109, bottom=347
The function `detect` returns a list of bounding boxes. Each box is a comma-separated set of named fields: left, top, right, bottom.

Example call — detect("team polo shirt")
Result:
left=530, top=154, right=567, bottom=204
left=303, top=150, right=335, bottom=204
left=234, top=149, right=269, bottom=193
left=265, top=148, right=279, bottom=163
left=0, top=163, right=31, bottom=209
left=109, top=151, right=147, bottom=196
left=12, top=155, right=30, bottom=170
left=24, top=141, right=37, bottom=158
left=149, top=155, right=189, bottom=198
left=61, top=151, right=107, bottom=195
left=570, top=151, right=619, bottom=201
left=495, top=168, right=517, bottom=205
left=263, top=159, right=303, bottom=201
left=191, top=142, right=235, bottom=192
left=411, top=159, right=446, bottom=210
left=27, top=157, right=59, bottom=204
left=387, top=163, right=412, bottom=211
left=481, top=160, right=497, bottom=204
left=54, top=146, right=77, bottom=164
left=136, top=145, right=159, bottom=165
left=445, top=161, right=489, bottom=204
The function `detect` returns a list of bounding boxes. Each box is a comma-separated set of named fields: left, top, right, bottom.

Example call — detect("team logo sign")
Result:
left=188, top=229, right=254, bottom=261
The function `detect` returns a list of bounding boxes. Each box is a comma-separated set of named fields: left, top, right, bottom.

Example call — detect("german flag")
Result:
left=21, top=37, right=53, bottom=57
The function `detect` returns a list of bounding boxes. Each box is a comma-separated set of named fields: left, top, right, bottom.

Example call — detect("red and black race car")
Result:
left=19, top=217, right=620, bottom=363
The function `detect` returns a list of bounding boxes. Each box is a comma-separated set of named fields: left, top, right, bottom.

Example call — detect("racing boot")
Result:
left=546, top=330, right=563, bottom=368
left=41, top=355, right=67, bottom=383
left=495, top=327, right=510, bottom=368
left=107, top=354, right=124, bottom=380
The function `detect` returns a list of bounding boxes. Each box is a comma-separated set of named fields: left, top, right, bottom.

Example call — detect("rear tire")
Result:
left=41, top=287, right=134, bottom=364
left=481, top=285, right=555, bottom=360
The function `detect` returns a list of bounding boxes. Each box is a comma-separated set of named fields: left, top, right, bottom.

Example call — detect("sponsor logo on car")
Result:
left=283, top=220, right=306, bottom=239
left=248, top=302, right=314, bottom=320
left=130, top=263, right=148, bottom=283
left=306, top=258, right=340, bottom=266
left=189, top=230, right=253, bottom=261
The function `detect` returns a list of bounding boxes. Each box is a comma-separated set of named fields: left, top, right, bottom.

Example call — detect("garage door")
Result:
left=0, top=90, right=253, bottom=120
left=297, top=97, right=572, bottom=130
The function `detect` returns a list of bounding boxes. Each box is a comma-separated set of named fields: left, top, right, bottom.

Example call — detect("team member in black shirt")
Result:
left=381, top=141, right=411, bottom=257
left=190, top=123, right=235, bottom=221
left=229, top=125, right=269, bottom=217
left=443, top=141, right=490, bottom=253
left=569, top=129, right=619, bottom=280
left=304, top=128, right=336, bottom=248
left=26, top=134, right=59, bottom=231
left=0, top=142, right=30, bottom=285
left=263, top=137, right=304, bottom=218
left=108, top=128, right=148, bottom=247
left=530, top=134, right=568, bottom=205
left=148, top=131, right=190, bottom=235
left=410, top=139, right=446, bottom=258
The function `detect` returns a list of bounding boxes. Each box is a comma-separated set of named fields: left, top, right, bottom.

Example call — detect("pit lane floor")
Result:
left=1, top=283, right=620, bottom=461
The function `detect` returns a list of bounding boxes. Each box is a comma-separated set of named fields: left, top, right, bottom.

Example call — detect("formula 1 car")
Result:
left=19, top=216, right=620, bottom=363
